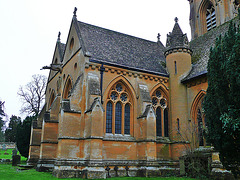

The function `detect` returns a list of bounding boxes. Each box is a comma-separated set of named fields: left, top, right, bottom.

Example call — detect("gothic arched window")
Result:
left=192, top=91, right=206, bottom=147
left=151, top=88, right=169, bottom=137
left=105, top=82, right=132, bottom=135
left=63, top=77, right=72, bottom=99
left=206, top=3, right=216, bottom=31
left=49, top=90, right=56, bottom=109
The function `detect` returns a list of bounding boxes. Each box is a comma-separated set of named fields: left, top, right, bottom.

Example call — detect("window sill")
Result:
left=103, top=133, right=135, bottom=142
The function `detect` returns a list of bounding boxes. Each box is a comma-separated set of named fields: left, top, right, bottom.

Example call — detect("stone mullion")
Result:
left=122, top=103, right=125, bottom=135
left=112, top=103, right=116, bottom=134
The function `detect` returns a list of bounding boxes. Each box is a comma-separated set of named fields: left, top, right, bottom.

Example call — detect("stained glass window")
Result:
left=106, top=102, right=113, bottom=133
left=110, top=92, right=118, bottom=101
left=160, top=99, right=166, bottom=108
left=106, top=82, right=132, bottom=135
left=116, top=84, right=123, bottom=92
left=115, top=102, right=122, bottom=134
left=120, top=93, right=127, bottom=102
left=156, top=90, right=161, bottom=98
left=152, top=97, right=158, bottom=106
left=124, top=104, right=130, bottom=135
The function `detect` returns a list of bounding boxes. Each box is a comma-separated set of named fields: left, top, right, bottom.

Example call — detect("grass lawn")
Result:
left=0, top=163, right=197, bottom=180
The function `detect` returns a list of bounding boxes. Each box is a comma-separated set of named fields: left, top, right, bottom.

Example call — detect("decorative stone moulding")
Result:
left=85, top=63, right=169, bottom=83
left=164, top=47, right=192, bottom=56
left=187, top=77, right=207, bottom=88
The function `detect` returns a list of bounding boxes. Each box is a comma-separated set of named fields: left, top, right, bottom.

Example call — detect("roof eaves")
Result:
left=181, top=70, right=207, bottom=83
left=89, top=58, right=169, bottom=77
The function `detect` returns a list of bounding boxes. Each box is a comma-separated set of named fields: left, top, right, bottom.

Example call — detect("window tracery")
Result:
left=151, top=88, right=169, bottom=137
left=106, top=82, right=132, bottom=135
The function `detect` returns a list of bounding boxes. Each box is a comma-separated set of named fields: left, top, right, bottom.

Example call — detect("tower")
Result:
left=189, top=0, right=239, bottom=39
left=165, top=18, right=192, bottom=157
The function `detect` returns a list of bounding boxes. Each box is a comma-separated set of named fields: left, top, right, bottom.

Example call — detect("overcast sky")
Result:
left=0, top=0, right=190, bottom=121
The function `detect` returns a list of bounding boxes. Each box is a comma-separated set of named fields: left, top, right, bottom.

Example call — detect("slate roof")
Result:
left=182, top=18, right=238, bottom=82
left=58, top=42, right=65, bottom=62
left=76, top=21, right=168, bottom=76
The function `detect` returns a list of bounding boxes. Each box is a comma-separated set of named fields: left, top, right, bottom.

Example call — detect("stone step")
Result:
left=17, top=164, right=34, bottom=170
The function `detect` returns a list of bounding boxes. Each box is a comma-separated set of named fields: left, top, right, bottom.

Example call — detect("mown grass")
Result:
left=0, top=163, right=197, bottom=180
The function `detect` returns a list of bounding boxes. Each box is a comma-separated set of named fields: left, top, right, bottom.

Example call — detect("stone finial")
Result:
left=157, top=33, right=161, bottom=42
left=73, top=7, right=77, bottom=17
left=57, top=31, right=61, bottom=42
left=175, top=17, right=179, bottom=23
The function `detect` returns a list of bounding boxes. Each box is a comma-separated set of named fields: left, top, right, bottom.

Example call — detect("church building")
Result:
left=28, top=0, right=239, bottom=178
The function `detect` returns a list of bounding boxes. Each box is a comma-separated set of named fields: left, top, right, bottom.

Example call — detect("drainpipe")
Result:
left=100, top=64, right=105, bottom=104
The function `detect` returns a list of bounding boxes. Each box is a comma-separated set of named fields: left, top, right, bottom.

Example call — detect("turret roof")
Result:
left=166, top=17, right=189, bottom=50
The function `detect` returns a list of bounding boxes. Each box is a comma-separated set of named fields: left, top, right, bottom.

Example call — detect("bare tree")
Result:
left=18, top=74, right=47, bottom=116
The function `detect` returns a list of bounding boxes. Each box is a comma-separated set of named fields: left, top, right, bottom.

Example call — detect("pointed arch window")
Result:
left=206, top=3, right=216, bottom=31
left=49, top=90, right=56, bottom=109
left=63, top=77, right=72, bottom=99
left=105, top=82, right=132, bottom=135
left=192, top=91, right=207, bottom=147
left=151, top=88, right=169, bottom=137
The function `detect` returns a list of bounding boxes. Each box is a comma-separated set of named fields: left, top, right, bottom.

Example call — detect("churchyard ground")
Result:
left=0, top=149, right=198, bottom=180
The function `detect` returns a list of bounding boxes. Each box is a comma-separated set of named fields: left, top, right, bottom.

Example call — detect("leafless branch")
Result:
left=18, top=74, right=47, bottom=116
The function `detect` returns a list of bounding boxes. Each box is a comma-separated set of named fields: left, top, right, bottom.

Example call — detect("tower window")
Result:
left=206, top=4, right=216, bottom=31
left=177, top=118, right=180, bottom=132
left=174, top=61, right=177, bottom=74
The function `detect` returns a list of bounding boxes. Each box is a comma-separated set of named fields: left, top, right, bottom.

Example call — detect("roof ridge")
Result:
left=77, top=21, right=164, bottom=46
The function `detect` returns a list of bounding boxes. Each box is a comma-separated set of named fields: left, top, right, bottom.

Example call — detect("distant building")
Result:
left=28, top=0, right=239, bottom=178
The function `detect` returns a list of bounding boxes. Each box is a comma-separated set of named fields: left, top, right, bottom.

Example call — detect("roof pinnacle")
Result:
left=73, top=7, right=77, bottom=17
left=157, top=33, right=161, bottom=42
left=57, top=31, right=61, bottom=42
left=174, top=17, right=178, bottom=23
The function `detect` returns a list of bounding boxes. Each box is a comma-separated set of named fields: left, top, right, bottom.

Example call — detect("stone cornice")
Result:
left=164, top=47, right=192, bottom=57
left=85, top=62, right=169, bottom=84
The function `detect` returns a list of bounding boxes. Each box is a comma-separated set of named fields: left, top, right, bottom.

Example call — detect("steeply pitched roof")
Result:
left=76, top=21, right=168, bottom=76
left=166, top=18, right=189, bottom=50
left=58, top=42, right=65, bottom=62
left=182, top=18, right=238, bottom=82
